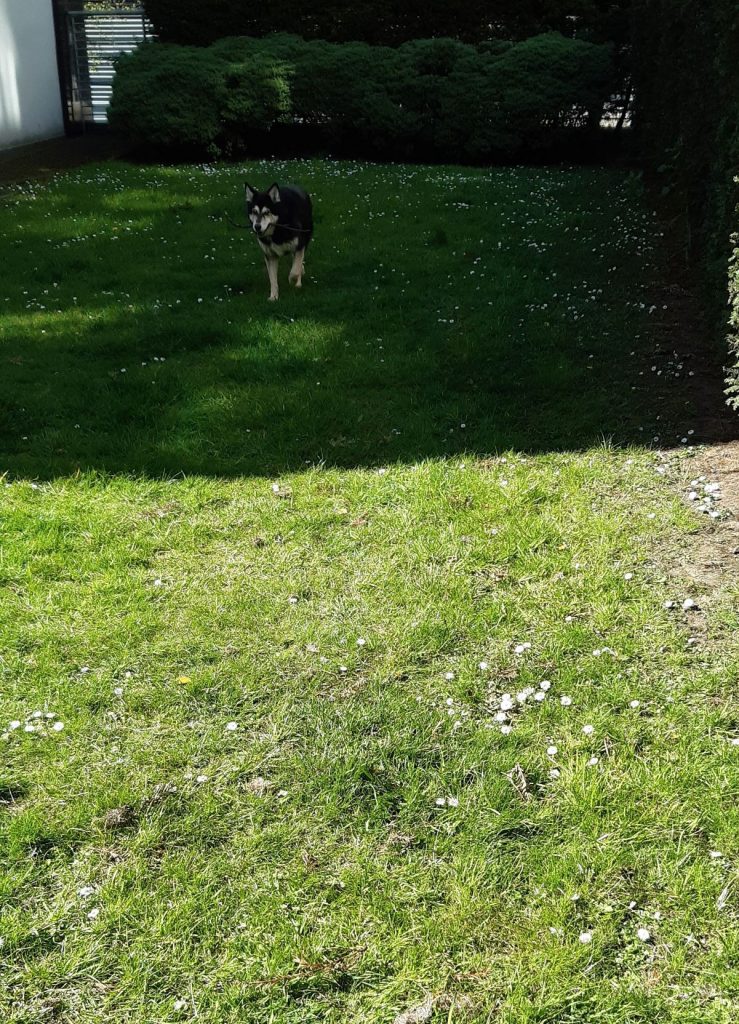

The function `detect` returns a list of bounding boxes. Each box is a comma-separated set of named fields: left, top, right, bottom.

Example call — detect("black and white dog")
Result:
left=245, top=183, right=313, bottom=301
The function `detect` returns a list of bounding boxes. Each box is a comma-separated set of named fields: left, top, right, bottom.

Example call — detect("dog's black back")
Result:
left=245, top=182, right=313, bottom=251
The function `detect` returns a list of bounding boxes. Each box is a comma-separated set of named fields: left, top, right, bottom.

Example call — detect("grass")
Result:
left=0, top=159, right=737, bottom=1023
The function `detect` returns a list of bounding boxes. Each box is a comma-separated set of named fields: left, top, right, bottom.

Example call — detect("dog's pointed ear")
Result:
left=267, top=183, right=281, bottom=204
left=245, top=182, right=255, bottom=204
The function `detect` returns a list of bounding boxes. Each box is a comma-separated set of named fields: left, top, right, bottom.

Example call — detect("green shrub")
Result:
left=212, top=35, right=419, bottom=152
left=396, top=39, right=489, bottom=157
left=276, top=39, right=413, bottom=150
left=110, top=32, right=614, bottom=161
left=401, top=33, right=613, bottom=158
left=491, top=33, right=613, bottom=145
left=108, top=44, right=225, bottom=148
left=108, top=41, right=292, bottom=154
left=219, top=52, right=292, bottom=152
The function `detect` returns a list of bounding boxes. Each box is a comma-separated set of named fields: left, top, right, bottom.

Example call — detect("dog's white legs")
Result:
left=289, top=248, right=305, bottom=288
left=264, top=254, right=279, bottom=301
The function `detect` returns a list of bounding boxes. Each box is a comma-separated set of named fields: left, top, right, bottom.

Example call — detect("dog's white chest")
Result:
left=259, top=237, right=299, bottom=257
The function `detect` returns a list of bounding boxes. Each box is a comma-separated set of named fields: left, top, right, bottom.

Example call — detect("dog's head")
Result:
left=245, top=183, right=280, bottom=239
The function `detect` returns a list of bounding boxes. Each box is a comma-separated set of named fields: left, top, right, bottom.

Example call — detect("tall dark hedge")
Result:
left=109, top=33, right=614, bottom=162
left=631, top=1, right=739, bottom=401
left=142, top=0, right=630, bottom=47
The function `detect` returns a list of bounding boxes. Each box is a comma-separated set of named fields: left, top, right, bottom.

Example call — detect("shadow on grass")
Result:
left=0, top=167, right=730, bottom=479
left=0, top=303, right=698, bottom=480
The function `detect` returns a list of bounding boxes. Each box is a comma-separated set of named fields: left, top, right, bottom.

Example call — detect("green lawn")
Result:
left=0, top=160, right=737, bottom=1023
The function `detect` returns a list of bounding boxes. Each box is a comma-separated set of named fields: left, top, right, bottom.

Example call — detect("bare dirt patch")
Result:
left=686, top=442, right=739, bottom=519
left=650, top=441, right=739, bottom=658
left=647, top=248, right=739, bottom=646
left=675, top=443, right=739, bottom=591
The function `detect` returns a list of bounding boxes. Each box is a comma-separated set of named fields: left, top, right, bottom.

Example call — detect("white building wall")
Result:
left=0, top=0, right=64, bottom=149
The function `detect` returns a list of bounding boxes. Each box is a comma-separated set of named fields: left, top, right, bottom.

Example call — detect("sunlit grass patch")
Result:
left=0, top=161, right=736, bottom=1023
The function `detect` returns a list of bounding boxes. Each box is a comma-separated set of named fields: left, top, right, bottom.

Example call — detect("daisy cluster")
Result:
left=484, top=676, right=573, bottom=738
left=687, top=476, right=723, bottom=518
left=3, top=710, right=64, bottom=739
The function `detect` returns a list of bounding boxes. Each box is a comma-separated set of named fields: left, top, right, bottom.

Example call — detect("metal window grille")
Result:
left=63, top=7, right=152, bottom=128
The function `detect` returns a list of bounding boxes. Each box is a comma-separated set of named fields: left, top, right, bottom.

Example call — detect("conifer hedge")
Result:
left=631, top=1, right=739, bottom=400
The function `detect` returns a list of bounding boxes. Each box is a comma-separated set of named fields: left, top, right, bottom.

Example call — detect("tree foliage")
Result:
left=142, top=0, right=630, bottom=47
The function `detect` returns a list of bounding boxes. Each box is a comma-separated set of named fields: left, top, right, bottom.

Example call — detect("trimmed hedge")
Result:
left=108, top=43, right=290, bottom=155
left=109, top=33, right=614, bottom=161
left=631, top=2, right=739, bottom=402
